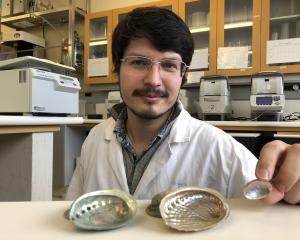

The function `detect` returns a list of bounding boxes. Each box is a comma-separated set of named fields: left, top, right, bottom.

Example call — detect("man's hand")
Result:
left=256, top=140, right=300, bottom=204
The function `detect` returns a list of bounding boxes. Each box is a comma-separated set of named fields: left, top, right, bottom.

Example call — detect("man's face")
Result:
left=119, top=38, right=183, bottom=120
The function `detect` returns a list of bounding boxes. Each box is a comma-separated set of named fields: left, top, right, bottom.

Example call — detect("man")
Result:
left=67, top=7, right=300, bottom=204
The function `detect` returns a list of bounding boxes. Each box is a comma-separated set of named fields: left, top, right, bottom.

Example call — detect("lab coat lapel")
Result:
left=134, top=142, right=172, bottom=195
left=134, top=104, right=192, bottom=195
left=104, top=121, right=129, bottom=192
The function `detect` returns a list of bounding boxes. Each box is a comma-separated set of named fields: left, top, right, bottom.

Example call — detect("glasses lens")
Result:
left=125, top=57, right=151, bottom=70
left=160, top=60, right=180, bottom=73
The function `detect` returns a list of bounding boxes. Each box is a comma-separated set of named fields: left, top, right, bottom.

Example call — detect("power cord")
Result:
left=231, top=111, right=269, bottom=121
left=231, top=117, right=251, bottom=121
left=249, top=111, right=269, bottom=121
left=283, top=112, right=300, bottom=121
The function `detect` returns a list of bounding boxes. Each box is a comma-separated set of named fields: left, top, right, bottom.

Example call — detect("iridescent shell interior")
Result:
left=159, top=187, right=230, bottom=232
left=243, top=179, right=272, bottom=200
left=69, top=190, right=137, bottom=230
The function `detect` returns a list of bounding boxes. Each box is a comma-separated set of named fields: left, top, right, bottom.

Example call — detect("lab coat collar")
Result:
left=104, top=118, right=116, bottom=140
left=167, top=101, right=192, bottom=144
left=103, top=118, right=129, bottom=191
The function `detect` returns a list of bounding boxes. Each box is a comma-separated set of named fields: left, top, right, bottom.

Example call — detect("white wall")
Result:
left=90, top=0, right=158, bottom=12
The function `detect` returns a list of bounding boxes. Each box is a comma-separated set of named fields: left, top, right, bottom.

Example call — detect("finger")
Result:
left=256, top=140, right=289, bottom=180
left=284, top=178, right=300, bottom=204
left=261, top=186, right=284, bottom=204
left=272, top=144, right=300, bottom=193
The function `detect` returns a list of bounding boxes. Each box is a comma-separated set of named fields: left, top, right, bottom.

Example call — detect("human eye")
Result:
left=160, top=60, right=179, bottom=72
left=128, top=57, right=150, bottom=69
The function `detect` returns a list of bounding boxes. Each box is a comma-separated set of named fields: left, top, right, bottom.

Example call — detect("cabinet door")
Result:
left=216, top=0, right=261, bottom=76
left=261, top=0, right=300, bottom=73
left=84, top=11, right=115, bottom=84
left=179, top=0, right=217, bottom=81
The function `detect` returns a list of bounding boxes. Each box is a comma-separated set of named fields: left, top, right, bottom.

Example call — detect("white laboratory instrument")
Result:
left=0, top=57, right=80, bottom=115
left=105, top=91, right=122, bottom=110
left=198, top=75, right=232, bottom=121
left=95, top=103, right=108, bottom=119
left=0, top=56, right=74, bottom=75
left=250, top=72, right=285, bottom=121
left=179, top=89, right=189, bottom=110
left=179, top=89, right=198, bottom=116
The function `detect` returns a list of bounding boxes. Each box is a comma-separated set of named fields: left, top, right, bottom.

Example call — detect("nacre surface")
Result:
left=243, top=179, right=272, bottom=200
left=68, top=189, right=137, bottom=230
left=159, top=186, right=230, bottom=232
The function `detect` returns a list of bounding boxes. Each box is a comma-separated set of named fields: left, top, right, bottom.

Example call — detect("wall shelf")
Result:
left=190, top=26, right=210, bottom=33
left=1, top=7, right=85, bottom=29
left=270, top=14, right=300, bottom=22
left=89, top=38, right=107, bottom=46
left=224, top=21, right=253, bottom=30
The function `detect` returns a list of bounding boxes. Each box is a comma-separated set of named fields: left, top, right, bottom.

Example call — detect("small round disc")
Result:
left=243, top=179, right=272, bottom=200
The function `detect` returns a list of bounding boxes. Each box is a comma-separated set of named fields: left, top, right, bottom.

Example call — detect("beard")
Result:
left=127, top=104, right=173, bottom=120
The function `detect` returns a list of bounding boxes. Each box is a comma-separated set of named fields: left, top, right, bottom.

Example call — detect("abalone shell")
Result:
left=159, top=186, right=230, bottom=232
left=68, top=189, right=137, bottom=230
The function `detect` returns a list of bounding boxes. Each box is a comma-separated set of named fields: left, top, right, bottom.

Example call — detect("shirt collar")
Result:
left=113, top=102, right=181, bottom=139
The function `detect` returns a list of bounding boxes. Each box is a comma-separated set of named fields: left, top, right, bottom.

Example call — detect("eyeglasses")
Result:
left=120, top=56, right=188, bottom=77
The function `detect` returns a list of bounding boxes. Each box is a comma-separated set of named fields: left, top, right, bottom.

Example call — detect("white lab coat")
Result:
left=66, top=104, right=257, bottom=200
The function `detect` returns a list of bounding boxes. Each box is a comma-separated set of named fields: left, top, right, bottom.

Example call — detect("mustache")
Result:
left=132, top=87, right=169, bottom=97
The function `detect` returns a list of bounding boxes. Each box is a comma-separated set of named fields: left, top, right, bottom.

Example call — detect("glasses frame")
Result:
left=120, top=55, right=189, bottom=77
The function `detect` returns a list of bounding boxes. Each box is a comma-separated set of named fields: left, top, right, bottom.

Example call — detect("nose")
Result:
left=143, top=62, right=162, bottom=86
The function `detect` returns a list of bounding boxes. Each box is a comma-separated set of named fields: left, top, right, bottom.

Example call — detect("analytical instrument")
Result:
left=250, top=72, right=285, bottom=121
left=198, top=75, right=232, bottom=120
left=0, top=56, right=80, bottom=115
